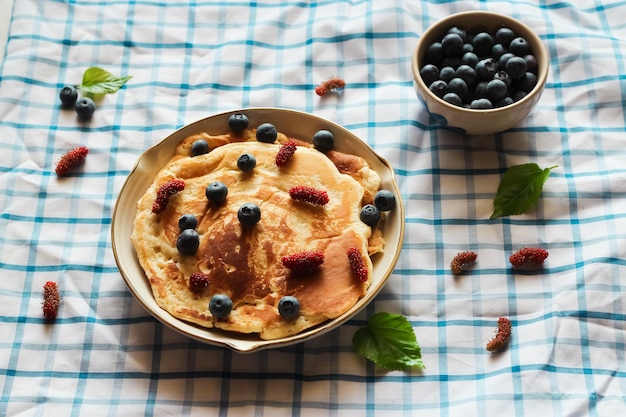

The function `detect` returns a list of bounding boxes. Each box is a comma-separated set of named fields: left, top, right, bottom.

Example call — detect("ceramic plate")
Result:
left=111, top=108, right=404, bottom=353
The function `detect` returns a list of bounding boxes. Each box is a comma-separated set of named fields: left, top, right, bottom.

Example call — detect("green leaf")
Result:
left=490, top=163, right=557, bottom=220
left=352, top=312, right=425, bottom=371
left=77, top=67, right=132, bottom=96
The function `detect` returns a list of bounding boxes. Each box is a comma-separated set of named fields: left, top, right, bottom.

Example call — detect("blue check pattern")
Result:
left=1, top=0, right=626, bottom=415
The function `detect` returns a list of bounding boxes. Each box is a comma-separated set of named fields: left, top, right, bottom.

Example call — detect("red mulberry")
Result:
left=282, top=251, right=325, bottom=273
left=55, top=146, right=88, bottom=177
left=189, top=272, right=209, bottom=293
left=450, top=251, right=477, bottom=274
left=315, top=77, right=346, bottom=96
left=347, top=246, right=368, bottom=282
left=152, top=179, right=185, bottom=214
left=509, top=247, right=548, bottom=267
left=289, top=186, right=329, bottom=206
left=276, top=140, right=297, bottom=167
left=486, top=317, right=512, bottom=352
left=42, top=281, right=60, bottom=321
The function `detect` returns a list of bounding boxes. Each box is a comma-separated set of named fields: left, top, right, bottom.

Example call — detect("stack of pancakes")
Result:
left=131, top=127, right=384, bottom=340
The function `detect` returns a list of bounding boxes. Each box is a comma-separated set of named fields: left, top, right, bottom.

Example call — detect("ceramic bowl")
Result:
left=411, top=11, right=549, bottom=135
left=111, top=108, right=404, bottom=353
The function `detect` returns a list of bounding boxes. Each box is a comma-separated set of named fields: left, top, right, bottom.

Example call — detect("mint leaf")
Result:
left=77, top=67, right=132, bottom=96
left=490, top=163, right=557, bottom=220
left=352, top=312, right=425, bottom=371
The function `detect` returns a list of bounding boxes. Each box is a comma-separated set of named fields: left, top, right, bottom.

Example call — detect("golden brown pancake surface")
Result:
left=131, top=129, right=383, bottom=339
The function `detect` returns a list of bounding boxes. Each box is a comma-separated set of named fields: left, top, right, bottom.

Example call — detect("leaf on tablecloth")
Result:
left=490, top=163, right=557, bottom=220
left=352, top=312, right=425, bottom=371
left=78, top=67, right=132, bottom=96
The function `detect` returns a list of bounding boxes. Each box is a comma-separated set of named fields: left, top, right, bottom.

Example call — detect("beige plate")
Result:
left=111, top=108, right=405, bottom=353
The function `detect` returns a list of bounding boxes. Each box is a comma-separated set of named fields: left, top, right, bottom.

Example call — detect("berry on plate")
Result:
left=178, top=213, right=198, bottom=231
left=255, top=123, right=278, bottom=143
left=209, top=294, right=233, bottom=318
left=152, top=179, right=185, bottom=214
left=228, top=113, right=249, bottom=133
left=189, top=272, right=209, bottom=293
left=237, top=153, right=256, bottom=172
left=359, top=204, right=380, bottom=226
left=281, top=251, right=325, bottom=273
left=275, top=140, right=297, bottom=167
left=374, top=190, right=396, bottom=211
left=289, top=186, right=329, bottom=206
left=238, top=203, right=261, bottom=226
left=347, top=247, right=368, bottom=282
left=278, top=296, right=301, bottom=320
left=176, top=229, right=200, bottom=256
left=190, top=139, right=209, bottom=156
left=205, top=181, right=228, bottom=204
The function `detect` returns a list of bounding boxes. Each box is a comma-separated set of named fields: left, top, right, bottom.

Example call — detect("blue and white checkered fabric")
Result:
left=2, top=0, right=626, bottom=415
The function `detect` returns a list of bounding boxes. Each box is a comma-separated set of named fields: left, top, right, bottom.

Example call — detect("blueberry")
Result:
left=495, top=27, right=516, bottom=48
left=491, top=43, right=506, bottom=60
left=516, top=72, right=538, bottom=93
left=441, top=33, right=464, bottom=57
left=486, top=79, right=508, bottom=102
left=512, top=90, right=528, bottom=102
left=178, top=214, right=198, bottom=231
left=473, top=81, right=489, bottom=99
left=228, top=113, right=249, bottom=133
left=419, top=64, right=440, bottom=86
left=59, top=86, right=78, bottom=107
left=360, top=204, right=380, bottom=227
left=209, top=294, right=233, bottom=318
left=475, top=58, right=499, bottom=80
left=439, top=66, right=456, bottom=83
left=472, top=32, right=494, bottom=56
left=75, top=97, right=96, bottom=120
left=498, top=52, right=515, bottom=69
left=470, top=98, right=494, bottom=109
left=461, top=52, right=479, bottom=67
left=443, top=92, right=463, bottom=106
left=191, top=139, right=209, bottom=156
left=504, top=56, right=527, bottom=80
left=312, top=129, right=335, bottom=152
left=238, top=203, right=261, bottom=226
left=429, top=80, right=448, bottom=98
left=509, top=37, right=530, bottom=56
left=441, top=56, right=461, bottom=69
left=524, top=54, right=538, bottom=74
left=495, top=96, right=514, bottom=108
left=462, top=43, right=474, bottom=53
left=448, top=78, right=468, bottom=100
left=278, top=296, right=301, bottom=320
left=176, top=229, right=200, bottom=256
left=374, top=190, right=396, bottom=211
left=256, top=123, right=277, bottom=143
left=493, top=71, right=512, bottom=88
left=237, top=153, right=256, bottom=172
left=205, top=181, right=228, bottom=204
left=425, top=42, right=443, bottom=64
left=455, top=65, right=477, bottom=87
left=447, top=26, right=467, bottom=41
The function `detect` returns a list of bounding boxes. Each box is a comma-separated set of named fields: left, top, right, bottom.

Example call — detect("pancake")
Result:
left=131, top=127, right=384, bottom=340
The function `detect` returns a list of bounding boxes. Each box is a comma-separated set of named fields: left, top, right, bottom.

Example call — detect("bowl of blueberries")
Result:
left=412, top=11, right=549, bottom=135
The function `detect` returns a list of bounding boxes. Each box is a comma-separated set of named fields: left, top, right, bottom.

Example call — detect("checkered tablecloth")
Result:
left=2, top=0, right=626, bottom=415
